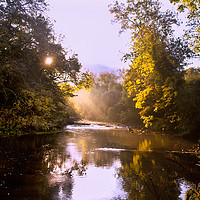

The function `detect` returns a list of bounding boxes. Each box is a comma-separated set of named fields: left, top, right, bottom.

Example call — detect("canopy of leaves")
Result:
left=110, top=0, right=196, bottom=134
left=0, top=0, right=92, bottom=133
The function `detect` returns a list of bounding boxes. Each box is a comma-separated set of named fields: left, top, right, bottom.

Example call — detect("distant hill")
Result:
left=82, top=64, right=116, bottom=74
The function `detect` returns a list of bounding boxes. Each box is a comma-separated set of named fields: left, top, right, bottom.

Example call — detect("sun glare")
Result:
left=45, top=57, right=53, bottom=65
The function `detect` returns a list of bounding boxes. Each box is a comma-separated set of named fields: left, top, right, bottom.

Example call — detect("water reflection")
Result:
left=118, top=150, right=200, bottom=199
left=138, top=139, right=152, bottom=151
left=118, top=151, right=180, bottom=199
left=0, top=123, right=199, bottom=199
left=0, top=134, right=75, bottom=199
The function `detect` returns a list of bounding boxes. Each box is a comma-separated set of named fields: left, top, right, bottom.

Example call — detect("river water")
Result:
left=0, top=121, right=199, bottom=200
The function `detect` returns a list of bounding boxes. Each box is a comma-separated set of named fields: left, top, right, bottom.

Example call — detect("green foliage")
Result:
left=119, top=89, right=143, bottom=127
left=0, top=0, right=91, bottom=133
left=110, top=0, right=197, bottom=134
left=109, top=0, right=178, bottom=38
left=1, top=90, right=59, bottom=132
left=177, top=68, right=200, bottom=135
left=91, top=72, right=124, bottom=121
left=77, top=71, right=94, bottom=90
left=110, top=0, right=181, bottom=131
left=72, top=71, right=143, bottom=127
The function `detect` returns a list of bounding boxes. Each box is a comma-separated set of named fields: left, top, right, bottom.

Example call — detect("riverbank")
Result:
left=0, top=126, right=68, bottom=138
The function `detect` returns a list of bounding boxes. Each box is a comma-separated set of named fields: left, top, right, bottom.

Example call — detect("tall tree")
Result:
left=110, top=0, right=192, bottom=132
left=0, top=0, right=91, bottom=132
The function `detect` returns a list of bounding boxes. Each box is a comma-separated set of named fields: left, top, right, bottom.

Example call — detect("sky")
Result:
left=48, top=0, right=131, bottom=69
left=48, top=0, right=196, bottom=70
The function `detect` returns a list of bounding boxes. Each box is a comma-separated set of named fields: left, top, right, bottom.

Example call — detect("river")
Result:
left=0, top=121, right=199, bottom=200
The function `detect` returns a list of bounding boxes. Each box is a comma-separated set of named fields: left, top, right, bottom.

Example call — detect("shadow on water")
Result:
left=0, top=122, right=199, bottom=199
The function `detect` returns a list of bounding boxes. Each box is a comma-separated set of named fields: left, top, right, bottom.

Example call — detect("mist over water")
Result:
left=69, top=72, right=137, bottom=126
left=70, top=89, right=106, bottom=121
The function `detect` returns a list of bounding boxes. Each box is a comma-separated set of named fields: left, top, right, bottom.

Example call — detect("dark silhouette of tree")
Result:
left=0, top=0, right=92, bottom=133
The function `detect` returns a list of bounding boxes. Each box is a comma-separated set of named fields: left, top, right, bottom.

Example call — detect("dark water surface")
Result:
left=0, top=122, right=199, bottom=200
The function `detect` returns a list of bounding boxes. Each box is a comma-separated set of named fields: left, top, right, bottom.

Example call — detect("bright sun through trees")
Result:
left=45, top=57, right=53, bottom=65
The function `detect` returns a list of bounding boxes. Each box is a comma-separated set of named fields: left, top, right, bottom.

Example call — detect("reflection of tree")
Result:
left=75, top=130, right=123, bottom=167
left=93, top=151, right=118, bottom=167
left=118, top=151, right=182, bottom=200
left=0, top=134, right=86, bottom=199
left=1, top=130, right=199, bottom=199
left=166, top=153, right=200, bottom=187
left=118, top=140, right=200, bottom=200
left=138, top=139, right=152, bottom=151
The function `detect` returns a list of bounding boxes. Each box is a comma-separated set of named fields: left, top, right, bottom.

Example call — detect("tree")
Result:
left=71, top=72, right=126, bottom=122
left=0, top=0, right=91, bottom=132
left=177, top=67, right=200, bottom=135
left=110, top=0, right=192, bottom=132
